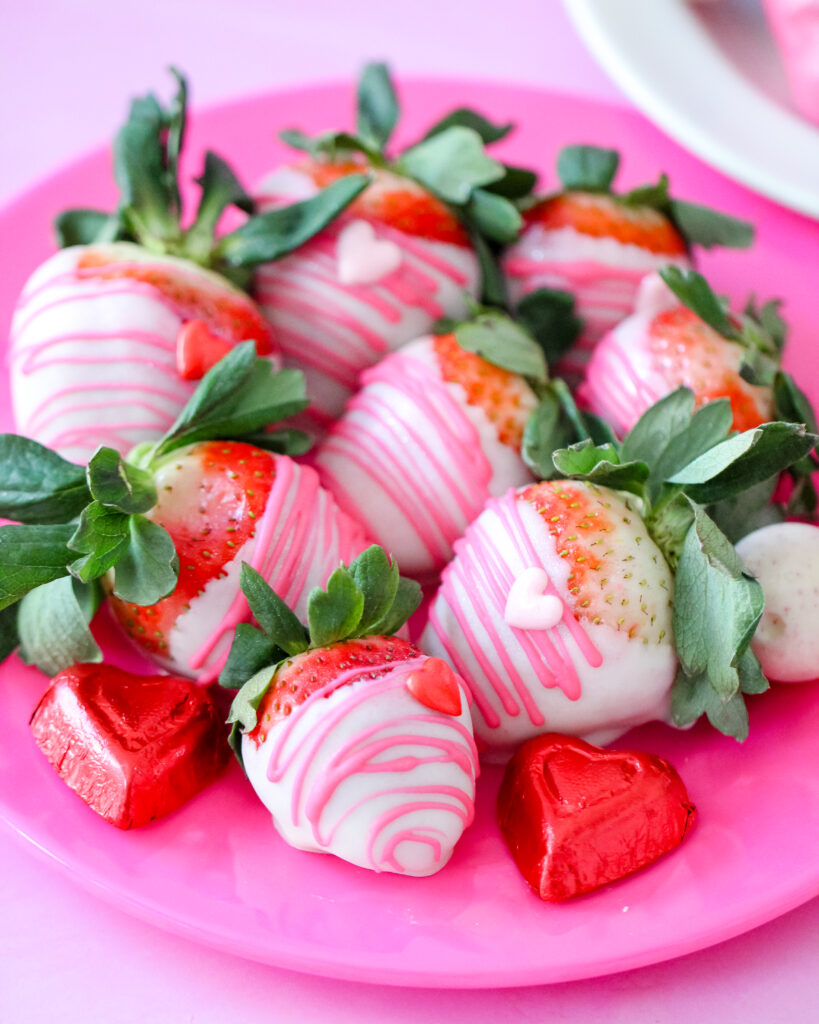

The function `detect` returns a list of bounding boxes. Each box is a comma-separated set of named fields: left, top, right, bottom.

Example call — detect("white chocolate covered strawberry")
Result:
left=9, top=71, right=368, bottom=463
left=314, top=324, right=538, bottom=579
left=422, top=390, right=819, bottom=753
left=582, top=271, right=777, bottom=437
left=253, top=64, right=536, bottom=429
left=503, top=145, right=752, bottom=378
left=226, top=550, right=478, bottom=876
left=736, top=522, right=819, bottom=683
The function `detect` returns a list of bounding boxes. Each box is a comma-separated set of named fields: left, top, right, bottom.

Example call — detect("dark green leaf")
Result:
left=54, top=209, right=124, bottom=248
left=216, top=175, right=370, bottom=269
left=648, top=399, right=734, bottom=499
left=748, top=298, right=787, bottom=352
left=454, top=312, right=548, bottom=382
left=186, top=151, right=254, bottom=262
left=469, top=229, right=507, bottom=307
left=397, top=127, right=505, bottom=204
left=0, top=434, right=90, bottom=524
left=774, top=370, right=818, bottom=433
left=669, top=199, right=754, bottom=250
left=707, top=476, right=783, bottom=544
left=672, top=507, right=764, bottom=701
left=483, top=163, right=538, bottom=199
left=659, top=267, right=740, bottom=341
left=227, top=664, right=277, bottom=734
left=465, top=189, right=522, bottom=244
left=357, top=62, right=399, bottom=151
left=368, top=575, right=422, bottom=637
left=238, top=429, right=313, bottom=457
left=738, top=646, right=769, bottom=695
left=0, top=603, right=19, bottom=663
left=422, top=107, right=513, bottom=145
left=552, top=440, right=649, bottom=496
left=111, top=516, right=179, bottom=605
left=522, top=381, right=618, bottom=481
left=516, top=287, right=582, bottom=365
left=671, top=667, right=751, bottom=741
left=164, top=67, right=188, bottom=216
left=739, top=347, right=779, bottom=388
left=17, top=577, right=102, bottom=676
left=68, top=503, right=130, bottom=582
left=307, top=568, right=365, bottom=648
left=646, top=491, right=695, bottom=570
left=86, top=446, right=157, bottom=514
left=219, top=622, right=282, bottom=690
left=347, top=546, right=400, bottom=634
left=0, top=523, right=74, bottom=610
left=621, top=174, right=670, bottom=210
left=279, top=129, right=380, bottom=163
left=240, top=563, right=308, bottom=656
left=556, top=144, right=619, bottom=192
left=669, top=422, right=818, bottom=503
left=621, top=387, right=696, bottom=466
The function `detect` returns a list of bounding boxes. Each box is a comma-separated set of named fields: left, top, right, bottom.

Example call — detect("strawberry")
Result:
left=30, top=664, right=229, bottom=829
left=503, top=144, right=753, bottom=380
left=582, top=270, right=778, bottom=437
left=315, top=315, right=540, bottom=580
left=253, top=63, right=535, bottom=430
left=10, top=70, right=368, bottom=461
left=422, top=391, right=818, bottom=751
left=225, top=547, right=479, bottom=876
left=0, top=342, right=369, bottom=687
left=498, top=733, right=696, bottom=900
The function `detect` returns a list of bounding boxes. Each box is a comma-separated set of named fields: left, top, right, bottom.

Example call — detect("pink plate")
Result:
left=1, top=80, right=819, bottom=989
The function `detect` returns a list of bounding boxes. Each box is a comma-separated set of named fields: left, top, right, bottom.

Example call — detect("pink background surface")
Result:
left=1, top=1, right=817, bottom=1021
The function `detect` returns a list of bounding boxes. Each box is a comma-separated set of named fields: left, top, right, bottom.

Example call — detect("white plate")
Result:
left=564, top=0, right=819, bottom=219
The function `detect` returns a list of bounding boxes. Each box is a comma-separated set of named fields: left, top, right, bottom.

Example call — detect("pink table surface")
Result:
left=1, top=1, right=817, bottom=1021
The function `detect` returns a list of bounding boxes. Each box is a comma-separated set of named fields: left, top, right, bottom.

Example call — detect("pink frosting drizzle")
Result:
left=260, top=655, right=479, bottom=874
left=427, top=489, right=602, bottom=731
left=315, top=349, right=494, bottom=574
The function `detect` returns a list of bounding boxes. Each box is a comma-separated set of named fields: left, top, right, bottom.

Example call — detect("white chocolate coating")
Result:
left=736, top=522, right=819, bottom=683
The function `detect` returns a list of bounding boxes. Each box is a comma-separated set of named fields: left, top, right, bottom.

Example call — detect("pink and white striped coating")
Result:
left=421, top=488, right=677, bottom=760
left=242, top=655, right=478, bottom=876
left=314, top=337, right=534, bottom=580
left=253, top=167, right=480, bottom=428
left=9, top=244, right=275, bottom=464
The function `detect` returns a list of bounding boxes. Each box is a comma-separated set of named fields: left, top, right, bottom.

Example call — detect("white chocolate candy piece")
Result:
left=504, top=568, right=564, bottom=631
left=736, top=522, right=819, bottom=683
left=337, top=219, right=403, bottom=284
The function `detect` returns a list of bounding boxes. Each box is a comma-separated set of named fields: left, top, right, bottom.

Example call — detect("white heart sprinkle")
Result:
left=504, top=567, right=564, bottom=631
left=336, top=219, right=403, bottom=285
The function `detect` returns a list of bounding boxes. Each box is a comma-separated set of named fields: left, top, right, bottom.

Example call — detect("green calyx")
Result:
left=553, top=144, right=755, bottom=252
left=54, top=69, right=370, bottom=288
left=279, top=61, right=539, bottom=303
left=0, top=343, right=309, bottom=674
left=547, top=385, right=819, bottom=741
left=221, top=545, right=422, bottom=764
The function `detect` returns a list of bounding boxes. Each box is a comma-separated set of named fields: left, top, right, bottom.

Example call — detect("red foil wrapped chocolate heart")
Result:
left=498, top=733, right=696, bottom=901
left=30, top=664, right=230, bottom=829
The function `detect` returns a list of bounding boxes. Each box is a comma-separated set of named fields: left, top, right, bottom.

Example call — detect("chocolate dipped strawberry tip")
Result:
left=542, top=143, right=755, bottom=253
left=221, top=544, right=423, bottom=764
left=544, top=385, right=818, bottom=739
left=55, top=68, right=371, bottom=289
left=0, top=343, right=309, bottom=677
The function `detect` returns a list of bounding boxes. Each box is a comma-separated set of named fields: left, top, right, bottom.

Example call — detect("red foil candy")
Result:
left=498, top=733, right=696, bottom=901
left=30, top=664, right=230, bottom=829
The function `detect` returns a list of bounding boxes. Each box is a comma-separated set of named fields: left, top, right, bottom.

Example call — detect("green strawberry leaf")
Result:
left=422, top=107, right=513, bottom=145
left=219, top=623, right=282, bottom=691
left=240, top=563, right=309, bottom=656
left=468, top=229, right=508, bottom=307
left=668, top=421, right=818, bottom=503
left=215, top=174, right=371, bottom=270
left=646, top=399, right=734, bottom=500
left=17, top=577, right=102, bottom=676
left=774, top=370, right=818, bottom=433
left=185, top=151, right=254, bottom=263
left=86, top=446, right=157, bottom=514
left=483, top=163, right=538, bottom=200
left=347, top=546, right=400, bottom=634
left=552, top=439, right=649, bottom=496
left=465, top=189, right=522, bottom=244
left=0, top=602, right=20, bottom=664
left=397, top=126, right=505, bottom=205
left=454, top=311, right=548, bottom=382
left=738, top=347, right=780, bottom=388
left=621, top=387, right=697, bottom=466
left=668, top=199, right=754, bottom=250
left=658, top=268, right=741, bottom=342
left=0, top=435, right=90, bottom=524
left=307, top=568, right=365, bottom=648
left=54, top=208, right=127, bottom=247
left=646, top=491, right=696, bottom=570
left=68, top=503, right=130, bottom=583
left=707, top=476, right=784, bottom=544
left=227, top=664, right=277, bottom=735
left=522, top=380, right=617, bottom=480
left=236, top=428, right=313, bottom=457
left=357, top=62, right=399, bottom=152
left=368, top=575, right=422, bottom=637
left=556, top=144, right=619, bottom=192
left=621, top=173, right=670, bottom=209
left=279, top=129, right=381, bottom=164
left=670, top=667, right=751, bottom=741
left=672, top=506, right=764, bottom=704
left=747, top=297, right=787, bottom=353
left=0, top=523, right=75, bottom=611
left=516, top=288, right=582, bottom=366
left=111, top=515, right=179, bottom=605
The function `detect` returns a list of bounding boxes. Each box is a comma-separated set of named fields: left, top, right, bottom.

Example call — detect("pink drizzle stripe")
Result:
left=581, top=328, right=665, bottom=436
left=427, top=490, right=602, bottom=731
left=262, top=656, right=478, bottom=874
left=186, top=457, right=369, bottom=683
left=315, top=351, right=492, bottom=571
